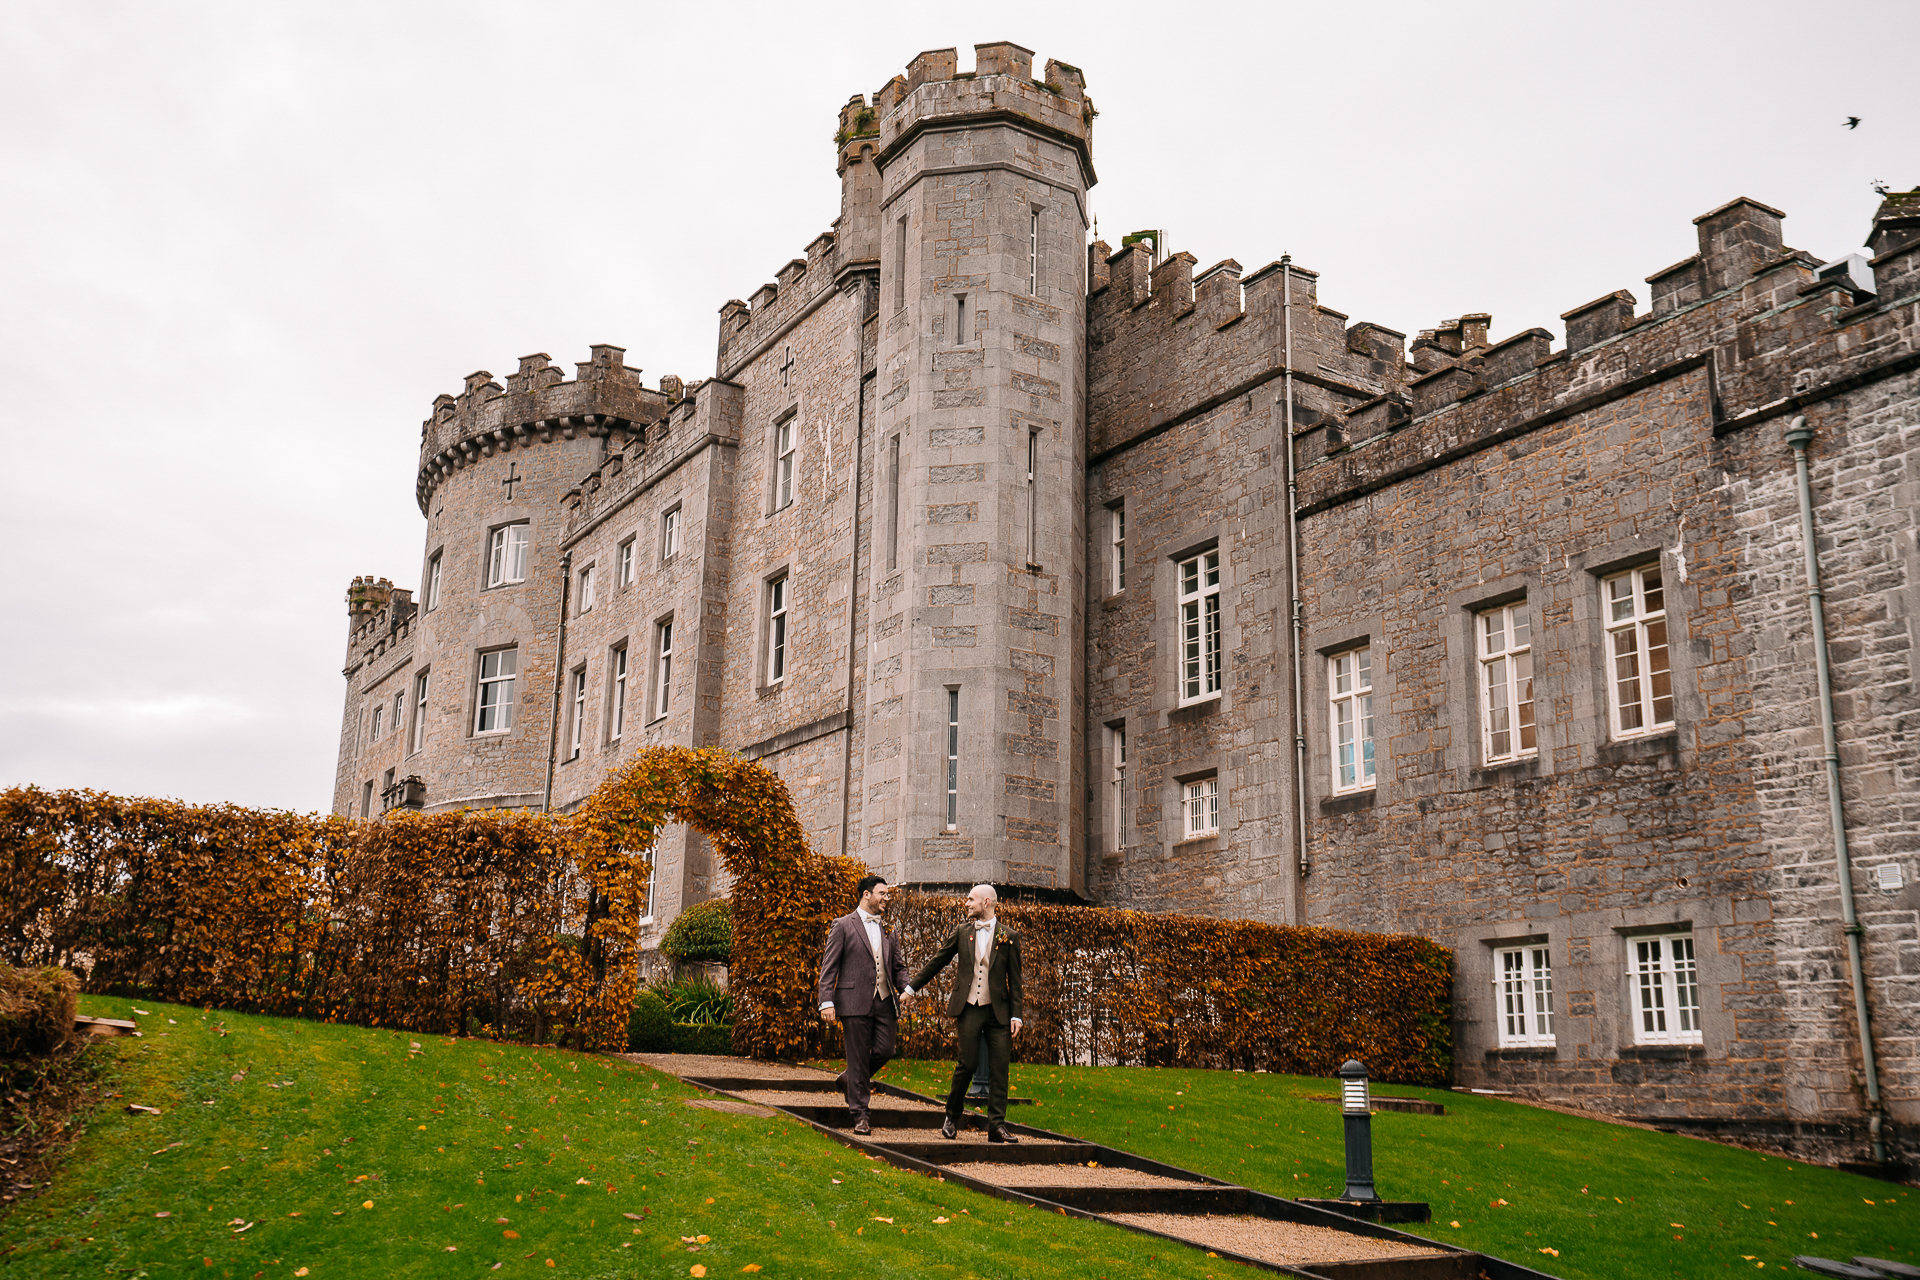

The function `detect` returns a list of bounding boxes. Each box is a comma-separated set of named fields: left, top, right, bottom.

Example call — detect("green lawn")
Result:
left=0, top=998, right=1232, bottom=1279
left=873, top=1058, right=1917, bottom=1280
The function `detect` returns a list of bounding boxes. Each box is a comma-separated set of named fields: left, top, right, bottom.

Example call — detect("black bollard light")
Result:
left=1338, top=1059, right=1380, bottom=1202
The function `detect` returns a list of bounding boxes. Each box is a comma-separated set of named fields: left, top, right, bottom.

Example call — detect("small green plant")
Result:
left=626, top=989, right=674, bottom=1052
left=660, top=896, right=731, bottom=962
left=652, top=976, right=732, bottom=1026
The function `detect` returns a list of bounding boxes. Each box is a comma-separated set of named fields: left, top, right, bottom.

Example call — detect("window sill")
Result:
left=1485, top=1046, right=1557, bottom=1061
left=1321, top=789, right=1376, bottom=816
left=1598, top=729, right=1679, bottom=765
left=1472, top=755, right=1542, bottom=783
left=645, top=715, right=668, bottom=729
left=1168, top=696, right=1221, bottom=724
left=1101, top=590, right=1126, bottom=611
left=1172, top=834, right=1219, bottom=853
left=1618, top=1044, right=1705, bottom=1061
left=757, top=682, right=785, bottom=700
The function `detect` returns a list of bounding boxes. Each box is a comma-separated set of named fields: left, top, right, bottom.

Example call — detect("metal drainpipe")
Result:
left=1281, top=255, right=1310, bottom=887
left=542, top=550, right=573, bottom=813
left=838, top=280, right=873, bottom=860
left=1784, top=414, right=1887, bottom=1163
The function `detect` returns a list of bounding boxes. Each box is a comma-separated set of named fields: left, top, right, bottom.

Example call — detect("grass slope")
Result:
left=876, top=1058, right=1916, bottom=1280
left=0, top=999, right=1231, bottom=1280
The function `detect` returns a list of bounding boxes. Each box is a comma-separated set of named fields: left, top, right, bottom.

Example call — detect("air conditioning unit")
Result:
left=1815, top=253, right=1876, bottom=304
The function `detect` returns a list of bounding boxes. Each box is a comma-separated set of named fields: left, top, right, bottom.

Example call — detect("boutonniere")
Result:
left=882, top=923, right=893, bottom=934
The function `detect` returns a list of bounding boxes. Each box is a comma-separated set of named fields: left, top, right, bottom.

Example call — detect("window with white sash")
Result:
left=1605, top=565, right=1674, bottom=738
left=425, top=552, right=442, bottom=610
left=487, top=523, right=530, bottom=587
left=1478, top=602, right=1535, bottom=763
left=1493, top=945, right=1555, bottom=1048
left=474, top=648, right=517, bottom=734
left=1329, top=646, right=1375, bottom=792
left=618, top=538, right=635, bottom=587
left=609, top=645, right=629, bottom=741
left=1178, top=549, right=1222, bottom=703
left=1110, top=503, right=1126, bottom=593
left=567, top=668, right=586, bottom=760
left=370, top=703, right=382, bottom=742
left=1109, top=722, right=1127, bottom=851
left=653, top=620, right=673, bottom=720
left=766, top=575, right=789, bottom=685
left=772, top=418, right=796, bottom=511
left=1183, top=776, right=1219, bottom=838
left=1629, top=932, right=1702, bottom=1045
left=661, top=508, right=681, bottom=562
left=409, top=671, right=429, bottom=753
left=577, top=565, right=595, bottom=615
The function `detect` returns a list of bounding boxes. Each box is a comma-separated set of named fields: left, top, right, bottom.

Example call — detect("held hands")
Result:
left=820, top=1004, right=837, bottom=1023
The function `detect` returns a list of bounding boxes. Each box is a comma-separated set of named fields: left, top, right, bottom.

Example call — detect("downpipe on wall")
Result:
left=1282, top=255, right=1310, bottom=888
left=1785, top=414, right=1887, bottom=1163
left=543, top=551, right=573, bottom=813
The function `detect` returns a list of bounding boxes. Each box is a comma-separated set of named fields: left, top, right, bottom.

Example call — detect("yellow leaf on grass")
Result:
left=742, top=1268, right=762, bottom=1274
left=696, top=1235, right=710, bottom=1243
left=872, top=1216, right=894, bottom=1224
left=503, top=1230, right=520, bottom=1239
left=933, top=1216, right=950, bottom=1224
left=362, top=1201, right=374, bottom=1209
left=1449, top=1221, right=1461, bottom=1228
left=294, top=1271, right=308, bottom=1277
left=691, top=1268, right=707, bottom=1278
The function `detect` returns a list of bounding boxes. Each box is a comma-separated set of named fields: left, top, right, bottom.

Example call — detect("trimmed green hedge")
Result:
left=660, top=897, right=731, bottom=962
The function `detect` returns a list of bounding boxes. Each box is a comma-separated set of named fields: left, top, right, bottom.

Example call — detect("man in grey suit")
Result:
left=817, top=873, right=910, bottom=1135
left=903, top=884, right=1024, bottom=1143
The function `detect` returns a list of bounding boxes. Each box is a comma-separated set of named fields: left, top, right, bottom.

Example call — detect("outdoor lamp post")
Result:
left=1338, top=1059, right=1380, bottom=1202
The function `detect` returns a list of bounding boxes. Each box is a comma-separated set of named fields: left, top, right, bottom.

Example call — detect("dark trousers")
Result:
left=839, top=998, right=897, bottom=1120
left=946, top=1002, right=1012, bottom=1125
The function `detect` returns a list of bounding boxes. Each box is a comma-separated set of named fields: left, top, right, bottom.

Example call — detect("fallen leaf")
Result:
left=1670, top=1223, right=1684, bottom=1229
left=133, top=1008, right=150, bottom=1015
left=741, top=1268, right=761, bottom=1274
left=444, top=1246, right=458, bottom=1252
left=696, top=1235, right=710, bottom=1243
left=362, top=1201, right=374, bottom=1209
left=294, top=1271, right=308, bottom=1277
left=872, top=1216, right=894, bottom=1224
left=154, top=1211, right=171, bottom=1218
left=691, top=1268, right=707, bottom=1278
left=1449, top=1221, right=1461, bottom=1228
left=232, top=1222, right=256, bottom=1234
left=622, top=1213, right=644, bottom=1221
left=933, top=1216, right=950, bottom=1224
left=503, top=1230, right=520, bottom=1239
left=576, top=1178, right=591, bottom=1185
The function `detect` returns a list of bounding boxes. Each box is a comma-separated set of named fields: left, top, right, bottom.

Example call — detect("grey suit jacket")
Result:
left=817, top=912, right=910, bottom=1018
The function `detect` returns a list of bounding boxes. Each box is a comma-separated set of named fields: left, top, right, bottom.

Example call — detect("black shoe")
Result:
left=853, top=1116, right=871, bottom=1136
left=987, top=1124, right=1019, bottom=1144
left=940, top=1116, right=957, bottom=1140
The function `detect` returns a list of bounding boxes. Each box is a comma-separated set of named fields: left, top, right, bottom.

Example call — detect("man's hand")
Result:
left=820, top=1005, right=837, bottom=1023
left=899, top=987, right=915, bottom=1004
left=1010, top=1017, right=1023, bottom=1038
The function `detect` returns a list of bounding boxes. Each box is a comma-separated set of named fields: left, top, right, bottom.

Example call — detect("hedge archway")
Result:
left=572, top=745, right=863, bottom=1058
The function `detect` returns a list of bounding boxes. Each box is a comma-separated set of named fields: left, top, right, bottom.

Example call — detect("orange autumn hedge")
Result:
left=885, top=892, right=1454, bottom=1085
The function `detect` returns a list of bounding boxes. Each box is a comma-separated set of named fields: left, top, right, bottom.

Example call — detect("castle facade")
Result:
left=334, top=44, right=1920, bottom=1167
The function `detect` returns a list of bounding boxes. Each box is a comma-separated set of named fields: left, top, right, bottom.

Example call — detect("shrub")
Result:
left=0, top=966, right=79, bottom=1060
left=660, top=897, right=731, bottom=963
left=652, top=977, right=732, bottom=1026
left=627, top=991, right=675, bottom=1052
left=671, top=1023, right=734, bottom=1055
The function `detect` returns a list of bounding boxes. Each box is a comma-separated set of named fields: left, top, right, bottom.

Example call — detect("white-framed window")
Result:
left=1028, top=209, right=1040, bottom=296
left=1183, top=776, right=1219, bottom=838
left=609, top=645, right=629, bottom=741
left=474, top=648, right=517, bottom=734
left=568, top=668, right=586, bottom=760
left=381, top=767, right=396, bottom=808
left=409, top=671, right=429, bottom=753
left=640, top=855, right=658, bottom=924
left=487, top=523, right=530, bottom=587
left=1494, top=945, right=1555, bottom=1048
left=360, top=780, right=373, bottom=818
left=1178, top=549, right=1222, bottom=703
left=1025, top=430, right=1040, bottom=563
left=1478, top=602, right=1535, bottom=763
left=1330, top=646, right=1375, bottom=792
left=392, top=691, right=405, bottom=738
left=772, top=418, right=796, bottom=511
left=1630, top=932, right=1703, bottom=1045
left=766, top=576, right=788, bottom=684
left=1605, top=565, right=1674, bottom=738
left=661, top=508, right=681, bottom=561
left=1109, top=503, right=1126, bottom=593
left=1109, top=722, right=1127, bottom=851
left=370, top=702, right=383, bottom=742
left=426, top=552, right=442, bottom=611
left=618, top=537, right=635, bottom=587
left=653, top=620, right=673, bottom=720
left=945, top=688, right=960, bottom=830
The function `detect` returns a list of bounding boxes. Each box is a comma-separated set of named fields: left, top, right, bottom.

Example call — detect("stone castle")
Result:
left=334, top=44, right=1920, bottom=1167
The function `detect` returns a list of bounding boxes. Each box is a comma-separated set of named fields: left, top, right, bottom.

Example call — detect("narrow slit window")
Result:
left=767, top=576, right=788, bottom=684
left=773, top=419, right=796, bottom=511
left=474, top=648, right=517, bottom=734
left=1110, top=502, right=1126, bottom=592
left=1026, top=431, right=1040, bottom=564
left=1630, top=933, right=1703, bottom=1045
left=409, top=671, right=429, bottom=753
left=1605, top=565, right=1673, bottom=738
left=370, top=703, right=382, bottom=742
left=360, top=780, right=373, bottom=818
left=954, top=294, right=967, bottom=346
left=662, top=508, right=680, bottom=561
left=618, top=538, right=635, bottom=586
left=1110, top=722, right=1127, bottom=851
left=1178, top=550, right=1222, bottom=703
left=946, top=688, right=960, bottom=830
left=392, top=691, right=405, bottom=739
left=893, top=215, right=907, bottom=313
left=568, top=668, right=586, bottom=760
left=1478, top=602, right=1535, bottom=763
left=609, top=646, right=628, bottom=741
left=1494, top=946, right=1555, bottom=1048
left=654, top=620, right=673, bottom=719
left=1028, top=210, right=1039, bottom=295
left=577, top=565, right=595, bottom=615
left=1329, top=646, right=1374, bottom=792
left=886, top=435, right=901, bottom=572
left=1183, top=776, right=1219, bottom=837
left=426, top=553, right=442, bottom=610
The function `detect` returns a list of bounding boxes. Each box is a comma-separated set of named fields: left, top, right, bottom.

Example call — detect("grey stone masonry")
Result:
left=332, top=49, right=1920, bottom=1167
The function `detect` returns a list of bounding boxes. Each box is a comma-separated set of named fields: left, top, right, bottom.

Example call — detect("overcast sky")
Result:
left=4, top=1, right=1913, bottom=813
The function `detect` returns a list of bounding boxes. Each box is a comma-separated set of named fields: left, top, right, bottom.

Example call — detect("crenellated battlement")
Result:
left=413, top=344, right=674, bottom=514
left=344, top=577, right=415, bottom=667
left=715, top=229, right=848, bottom=379
left=560, top=376, right=744, bottom=542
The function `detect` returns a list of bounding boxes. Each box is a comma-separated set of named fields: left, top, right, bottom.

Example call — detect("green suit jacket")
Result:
left=908, top=920, right=1023, bottom=1024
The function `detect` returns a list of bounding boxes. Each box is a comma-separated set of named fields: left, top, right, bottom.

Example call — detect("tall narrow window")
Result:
left=409, top=671, right=429, bottom=753
left=426, top=552, right=442, bottom=610
left=370, top=703, right=383, bottom=742
left=1330, top=646, right=1375, bottom=792
left=361, top=780, right=373, bottom=818
left=1479, top=602, right=1535, bottom=763
left=1110, top=502, right=1126, bottom=592
left=487, top=523, right=530, bottom=587
left=1025, top=431, right=1040, bottom=564
left=474, top=648, right=517, bottom=734
left=577, top=565, right=596, bottom=615
left=662, top=508, right=681, bottom=561
left=953, top=294, right=968, bottom=346
left=618, top=537, right=635, bottom=586
left=893, top=215, right=908, bottom=313
left=767, top=576, right=788, bottom=684
left=886, top=435, right=901, bottom=572
left=640, top=856, right=657, bottom=922
left=773, top=418, right=795, bottom=511
left=1605, top=565, right=1673, bottom=738
left=654, top=620, right=673, bottom=719
left=1630, top=932, right=1703, bottom=1045
left=392, top=691, right=405, bottom=737
left=1183, top=776, right=1219, bottom=837
left=1494, top=946, right=1555, bottom=1048
left=568, top=668, right=586, bottom=759
left=1110, top=722, right=1127, bottom=851
left=1178, top=550, right=1222, bottom=703
left=946, top=689, right=960, bottom=830
left=381, top=767, right=396, bottom=809
left=609, top=646, right=629, bottom=741
left=1028, top=210, right=1039, bottom=295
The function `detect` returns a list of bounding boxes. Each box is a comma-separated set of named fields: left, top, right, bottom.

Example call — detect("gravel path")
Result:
left=1108, top=1213, right=1450, bottom=1267
left=735, top=1089, right=944, bottom=1111
left=942, top=1162, right=1205, bottom=1188
left=613, top=1053, right=831, bottom=1081
left=860, top=1127, right=1077, bottom=1145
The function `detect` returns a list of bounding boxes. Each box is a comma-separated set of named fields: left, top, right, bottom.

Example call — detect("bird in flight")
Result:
left=1845, top=116, right=1861, bottom=129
